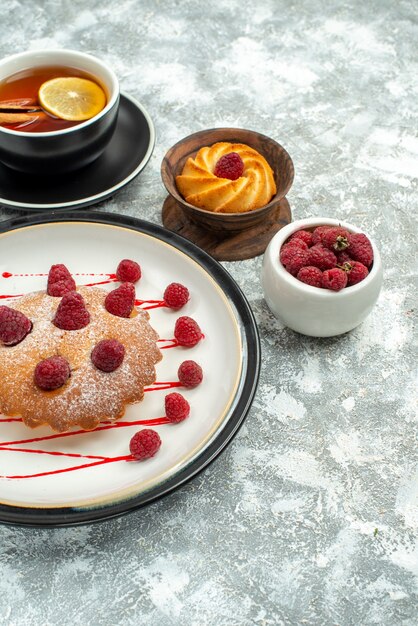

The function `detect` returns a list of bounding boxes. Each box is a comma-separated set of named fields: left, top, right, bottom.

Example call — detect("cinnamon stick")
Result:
left=0, top=98, right=40, bottom=112
left=0, top=112, right=47, bottom=125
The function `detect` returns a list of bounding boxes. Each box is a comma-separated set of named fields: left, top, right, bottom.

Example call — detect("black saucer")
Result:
left=0, top=93, right=155, bottom=211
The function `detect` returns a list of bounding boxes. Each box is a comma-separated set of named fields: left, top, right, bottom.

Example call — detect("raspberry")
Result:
left=214, top=152, right=244, bottom=180
left=105, top=283, right=135, bottom=318
left=47, top=264, right=76, bottom=297
left=174, top=316, right=203, bottom=347
left=164, top=282, right=190, bottom=310
left=53, top=292, right=90, bottom=330
left=178, top=360, right=203, bottom=388
left=308, top=244, right=337, bottom=271
left=165, top=392, right=190, bottom=423
left=288, top=239, right=308, bottom=250
left=34, top=356, right=70, bottom=391
left=280, top=242, right=308, bottom=268
left=116, top=259, right=141, bottom=283
left=280, top=239, right=308, bottom=267
left=91, top=339, right=125, bottom=372
left=321, top=268, right=348, bottom=291
left=321, top=227, right=350, bottom=252
left=297, top=266, right=323, bottom=287
left=336, top=251, right=354, bottom=265
left=284, top=248, right=310, bottom=276
left=0, top=306, right=32, bottom=346
left=347, top=233, right=373, bottom=267
left=312, top=225, right=332, bottom=245
left=129, top=429, right=161, bottom=460
left=289, top=230, right=313, bottom=247
left=345, top=261, right=369, bottom=286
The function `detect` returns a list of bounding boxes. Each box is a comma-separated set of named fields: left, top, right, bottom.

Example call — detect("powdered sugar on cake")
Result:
left=0, top=286, right=162, bottom=432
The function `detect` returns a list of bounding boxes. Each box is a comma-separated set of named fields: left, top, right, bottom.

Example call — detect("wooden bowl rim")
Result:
left=161, top=127, right=295, bottom=221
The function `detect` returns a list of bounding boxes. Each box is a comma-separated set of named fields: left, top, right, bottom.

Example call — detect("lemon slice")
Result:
left=38, top=77, right=106, bottom=121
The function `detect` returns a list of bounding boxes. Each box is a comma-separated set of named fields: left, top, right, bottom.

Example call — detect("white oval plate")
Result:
left=0, top=213, right=260, bottom=526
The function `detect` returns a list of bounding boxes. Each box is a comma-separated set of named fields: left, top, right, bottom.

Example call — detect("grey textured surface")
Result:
left=0, top=1, right=417, bottom=624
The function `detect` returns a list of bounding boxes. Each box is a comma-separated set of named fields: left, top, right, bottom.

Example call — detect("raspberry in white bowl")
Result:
left=262, top=218, right=383, bottom=337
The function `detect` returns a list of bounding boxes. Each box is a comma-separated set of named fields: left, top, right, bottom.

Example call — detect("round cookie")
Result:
left=176, top=142, right=276, bottom=213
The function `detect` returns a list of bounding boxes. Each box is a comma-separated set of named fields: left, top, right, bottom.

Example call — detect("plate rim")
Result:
left=0, top=92, right=155, bottom=211
left=0, top=211, right=260, bottom=527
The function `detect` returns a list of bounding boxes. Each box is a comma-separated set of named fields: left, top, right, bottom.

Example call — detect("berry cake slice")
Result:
left=0, top=285, right=162, bottom=432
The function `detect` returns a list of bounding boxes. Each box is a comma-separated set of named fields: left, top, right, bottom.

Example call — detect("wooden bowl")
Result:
left=161, top=127, right=295, bottom=260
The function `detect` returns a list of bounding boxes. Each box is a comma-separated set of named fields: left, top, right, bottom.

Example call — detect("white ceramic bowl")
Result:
left=262, top=217, right=383, bottom=337
left=0, top=49, right=120, bottom=173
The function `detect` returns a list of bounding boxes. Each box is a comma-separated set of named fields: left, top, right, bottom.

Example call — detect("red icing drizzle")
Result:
left=2, top=271, right=116, bottom=279
left=82, top=277, right=118, bottom=287
left=2, top=272, right=44, bottom=278
left=157, top=339, right=180, bottom=349
left=0, top=453, right=134, bottom=479
left=0, top=414, right=173, bottom=479
left=1, top=271, right=118, bottom=290
left=135, top=298, right=166, bottom=310
left=144, top=382, right=182, bottom=392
